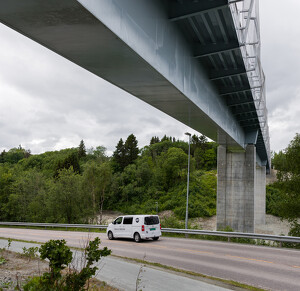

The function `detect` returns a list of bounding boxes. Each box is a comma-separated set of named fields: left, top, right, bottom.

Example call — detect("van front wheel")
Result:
left=134, top=232, right=141, bottom=243
left=108, top=231, right=114, bottom=240
left=152, top=237, right=159, bottom=241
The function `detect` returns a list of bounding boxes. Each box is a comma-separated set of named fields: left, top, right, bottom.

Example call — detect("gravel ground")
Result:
left=0, top=249, right=48, bottom=290
left=190, top=214, right=293, bottom=236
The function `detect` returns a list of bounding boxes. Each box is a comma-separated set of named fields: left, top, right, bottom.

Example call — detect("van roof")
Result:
left=119, top=214, right=159, bottom=218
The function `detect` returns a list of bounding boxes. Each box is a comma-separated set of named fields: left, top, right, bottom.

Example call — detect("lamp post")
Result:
left=185, top=132, right=191, bottom=229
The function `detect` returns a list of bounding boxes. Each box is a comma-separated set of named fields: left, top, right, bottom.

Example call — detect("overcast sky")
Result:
left=0, top=0, right=299, bottom=155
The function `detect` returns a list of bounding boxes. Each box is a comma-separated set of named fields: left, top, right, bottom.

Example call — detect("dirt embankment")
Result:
left=0, top=249, right=118, bottom=291
left=0, top=250, right=48, bottom=290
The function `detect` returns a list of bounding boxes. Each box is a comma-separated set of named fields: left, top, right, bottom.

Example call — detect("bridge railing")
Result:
left=0, top=221, right=299, bottom=245
left=230, top=0, right=271, bottom=166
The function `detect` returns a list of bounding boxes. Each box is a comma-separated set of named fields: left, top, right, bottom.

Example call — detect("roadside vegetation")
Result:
left=0, top=135, right=217, bottom=224
left=266, top=133, right=300, bottom=240
left=1, top=132, right=300, bottom=238
left=0, top=238, right=113, bottom=291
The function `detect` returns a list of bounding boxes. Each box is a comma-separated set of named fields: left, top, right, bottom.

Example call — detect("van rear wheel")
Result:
left=134, top=232, right=141, bottom=243
left=152, top=237, right=159, bottom=241
left=108, top=231, right=114, bottom=240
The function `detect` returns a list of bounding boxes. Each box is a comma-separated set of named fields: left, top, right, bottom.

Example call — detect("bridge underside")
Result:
left=0, top=0, right=269, bottom=232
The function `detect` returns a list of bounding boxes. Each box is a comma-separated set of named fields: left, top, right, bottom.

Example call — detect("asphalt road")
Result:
left=1, top=228, right=300, bottom=290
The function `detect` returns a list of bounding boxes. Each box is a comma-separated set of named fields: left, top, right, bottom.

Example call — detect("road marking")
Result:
left=226, top=255, right=274, bottom=264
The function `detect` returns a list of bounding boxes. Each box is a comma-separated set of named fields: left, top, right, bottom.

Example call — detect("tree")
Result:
left=160, top=147, right=188, bottom=190
left=272, top=133, right=300, bottom=220
left=7, top=169, right=48, bottom=222
left=82, top=161, right=112, bottom=223
left=78, top=140, right=86, bottom=159
left=112, top=138, right=126, bottom=172
left=98, top=162, right=112, bottom=223
left=1, top=146, right=30, bottom=164
left=0, top=164, right=16, bottom=220
left=112, top=134, right=139, bottom=172
left=150, top=136, right=160, bottom=145
left=82, top=161, right=102, bottom=217
left=0, top=150, right=6, bottom=163
left=124, top=134, right=139, bottom=165
left=48, top=167, right=86, bottom=223
left=89, top=145, right=107, bottom=163
left=54, top=152, right=81, bottom=177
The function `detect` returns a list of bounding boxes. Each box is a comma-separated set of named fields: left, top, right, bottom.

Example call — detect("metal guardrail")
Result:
left=0, top=222, right=300, bottom=244
left=0, top=221, right=107, bottom=230
left=162, top=228, right=300, bottom=244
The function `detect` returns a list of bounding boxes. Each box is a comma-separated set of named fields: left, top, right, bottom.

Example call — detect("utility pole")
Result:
left=185, top=132, right=191, bottom=229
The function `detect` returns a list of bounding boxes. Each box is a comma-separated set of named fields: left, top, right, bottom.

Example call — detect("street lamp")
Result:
left=185, top=132, right=191, bottom=230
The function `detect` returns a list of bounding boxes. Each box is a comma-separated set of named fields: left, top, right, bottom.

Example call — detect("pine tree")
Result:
left=150, top=136, right=160, bottom=145
left=78, top=140, right=86, bottom=159
left=124, top=134, right=139, bottom=165
left=112, top=138, right=126, bottom=172
left=112, top=135, right=139, bottom=172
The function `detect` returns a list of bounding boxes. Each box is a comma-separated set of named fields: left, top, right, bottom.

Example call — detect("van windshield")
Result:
left=144, top=216, right=159, bottom=225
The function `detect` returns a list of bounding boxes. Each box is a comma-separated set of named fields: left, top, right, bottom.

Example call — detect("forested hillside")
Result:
left=0, top=135, right=217, bottom=224
left=267, top=134, right=300, bottom=220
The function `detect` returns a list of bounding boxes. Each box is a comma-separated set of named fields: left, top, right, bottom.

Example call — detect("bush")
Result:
left=24, top=238, right=111, bottom=291
left=161, top=215, right=187, bottom=229
left=22, top=246, right=39, bottom=259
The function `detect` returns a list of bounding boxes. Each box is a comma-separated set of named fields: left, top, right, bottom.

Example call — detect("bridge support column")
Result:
left=217, top=145, right=266, bottom=233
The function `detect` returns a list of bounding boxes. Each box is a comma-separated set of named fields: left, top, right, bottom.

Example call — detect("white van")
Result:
left=106, top=215, right=161, bottom=242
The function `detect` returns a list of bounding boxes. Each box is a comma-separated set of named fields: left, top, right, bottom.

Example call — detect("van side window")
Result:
left=115, top=217, right=123, bottom=224
left=144, top=216, right=159, bottom=225
left=123, top=217, right=133, bottom=224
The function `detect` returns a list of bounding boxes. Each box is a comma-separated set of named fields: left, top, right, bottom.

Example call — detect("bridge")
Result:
left=0, top=0, right=270, bottom=232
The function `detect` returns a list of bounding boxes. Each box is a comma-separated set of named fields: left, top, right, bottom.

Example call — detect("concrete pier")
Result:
left=217, top=145, right=266, bottom=233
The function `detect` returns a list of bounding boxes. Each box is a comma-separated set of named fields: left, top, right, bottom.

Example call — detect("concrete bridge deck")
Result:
left=0, top=0, right=270, bottom=232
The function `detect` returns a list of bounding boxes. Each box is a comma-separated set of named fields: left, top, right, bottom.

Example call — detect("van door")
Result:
left=122, top=217, right=133, bottom=237
left=113, top=216, right=124, bottom=238
left=144, top=216, right=160, bottom=237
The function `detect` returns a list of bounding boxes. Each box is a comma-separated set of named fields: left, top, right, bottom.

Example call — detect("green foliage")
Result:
left=269, top=133, right=300, bottom=220
left=7, top=238, right=12, bottom=250
left=112, top=134, right=139, bottom=172
left=266, top=185, right=283, bottom=216
left=1, top=134, right=218, bottom=223
left=87, top=146, right=108, bottom=163
left=161, top=215, right=186, bottom=229
left=22, top=246, right=39, bottom=259
left=78, top=140, right=86, bottom=159
left=0, top=146, right=31, bottom=164
left=39, top=239, right=72, bottom=283
left=65, top=237, right=111, bottom=290
left=0, top=257, right=6, bottom=265
left=54, top=152, right=81, bottom=177
left=48, top=167, right=88, bottom=223
left=24, top=238, right=111, bottom=291
left=280, top=221, right=300, bottom=249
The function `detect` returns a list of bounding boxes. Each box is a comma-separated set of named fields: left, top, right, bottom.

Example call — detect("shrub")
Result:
left=22, top=246, right=39, bottom=259
left=23, top=238, right=111, bottom=291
